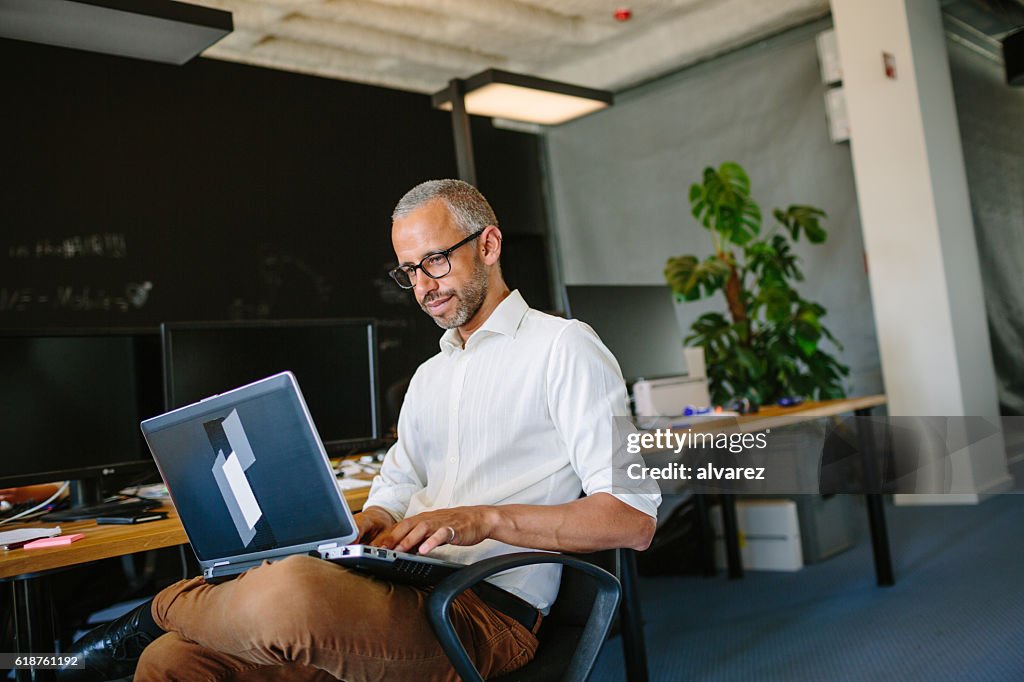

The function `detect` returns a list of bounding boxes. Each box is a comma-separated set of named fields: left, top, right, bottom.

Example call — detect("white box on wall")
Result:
left=825, top=87, right=850, bottom=143
left=711, top=499, right=804, bottom=571
left=817, top=29, right=842, bottom=84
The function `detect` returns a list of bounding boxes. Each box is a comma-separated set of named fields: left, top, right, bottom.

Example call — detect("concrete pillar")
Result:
left=830, top=0, right=1010, bottom=502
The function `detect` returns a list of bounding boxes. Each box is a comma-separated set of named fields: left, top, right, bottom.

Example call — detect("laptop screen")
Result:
left=144, top=374, right=355, bottom=562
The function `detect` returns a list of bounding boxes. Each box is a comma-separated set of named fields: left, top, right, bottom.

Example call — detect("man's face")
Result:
left=392, top=199, right=489, bottom=329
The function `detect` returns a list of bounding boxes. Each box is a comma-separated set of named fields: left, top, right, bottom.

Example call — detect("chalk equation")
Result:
left=0, top=282, right=153, bottom=313
left=7, top=233, right=128, bottom=259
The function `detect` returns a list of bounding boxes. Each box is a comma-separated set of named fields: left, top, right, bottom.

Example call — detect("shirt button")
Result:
left=449, top=457, right=456, bottom=463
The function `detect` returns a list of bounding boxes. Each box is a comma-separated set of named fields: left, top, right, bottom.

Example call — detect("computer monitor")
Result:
left=563, top=284, right=688, bottom=381
left=161, top=319, right=381, bottom=454
left=0, top=330, right=163, bottom=502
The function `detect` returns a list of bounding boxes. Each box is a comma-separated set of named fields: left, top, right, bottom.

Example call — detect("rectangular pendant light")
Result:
left=432, top=69, right=613, bottom=126
left=0, top=0, right=232, bottom=65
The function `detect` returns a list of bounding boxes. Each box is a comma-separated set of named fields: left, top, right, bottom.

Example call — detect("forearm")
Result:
left=377, top=493, right=656, bottom=554
left=487, top=493, right=656, bottom=553
left=363, top=504, right=402, bottom=523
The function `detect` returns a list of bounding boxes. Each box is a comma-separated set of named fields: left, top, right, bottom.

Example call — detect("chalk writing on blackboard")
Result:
left=7, top=233, right=128, bottom=259
left=0, top=281, right=152, bottom=313
left=226, top=249, right=335, bottom=319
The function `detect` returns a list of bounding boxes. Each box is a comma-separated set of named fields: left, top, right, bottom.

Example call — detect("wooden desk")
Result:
left=734, top=394, right=887, bottom=429
left=1, top=486, right=370, bottom=680
left=0, top=486, right=369, bottom=581
left=644, top=395, right=892, bottom=585
left=641, top=395, right=887, bottom=437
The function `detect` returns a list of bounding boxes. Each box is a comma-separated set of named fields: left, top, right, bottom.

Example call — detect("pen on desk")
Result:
left=127, top=514, right=165, bottom=524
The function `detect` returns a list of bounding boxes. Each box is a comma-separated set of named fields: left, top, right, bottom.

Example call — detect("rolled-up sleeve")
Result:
left=546, top=321, right=661, bottom=519
left=364, top=374, right=427, bottom=521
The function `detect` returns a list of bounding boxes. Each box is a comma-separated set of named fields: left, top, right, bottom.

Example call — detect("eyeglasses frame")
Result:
left=388, top=228, right=486, bottom=289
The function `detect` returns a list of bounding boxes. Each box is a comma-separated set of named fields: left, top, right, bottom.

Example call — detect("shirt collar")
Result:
left=439, top=289, right=529, bottom=356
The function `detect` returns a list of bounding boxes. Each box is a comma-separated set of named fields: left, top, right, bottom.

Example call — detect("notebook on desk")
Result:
left=140, top=371, right=460, bottom=585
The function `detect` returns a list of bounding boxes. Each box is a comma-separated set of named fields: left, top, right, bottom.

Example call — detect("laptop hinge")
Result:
left=213, top=560, right=230, bottom=567
left=317, top=542, right=339, bottom=552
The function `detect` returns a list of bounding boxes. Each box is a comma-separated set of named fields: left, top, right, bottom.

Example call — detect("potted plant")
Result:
left=664, top=161, right=849, bottom=406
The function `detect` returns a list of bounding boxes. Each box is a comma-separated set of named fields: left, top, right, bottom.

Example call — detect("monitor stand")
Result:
left=43, top=475, right=160, bottom=521
left=68, top=477, right=104, bottom=508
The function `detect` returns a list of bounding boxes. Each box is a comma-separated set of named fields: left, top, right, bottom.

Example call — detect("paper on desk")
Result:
left=0, top=526, right=61, bottom=548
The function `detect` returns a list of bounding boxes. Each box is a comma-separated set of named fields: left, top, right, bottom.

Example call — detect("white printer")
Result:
left=632, top=346, right=711, bottom=417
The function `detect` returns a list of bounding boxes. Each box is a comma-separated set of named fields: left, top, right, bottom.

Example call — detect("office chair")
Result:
left=427, top=552, right=622, bottom=682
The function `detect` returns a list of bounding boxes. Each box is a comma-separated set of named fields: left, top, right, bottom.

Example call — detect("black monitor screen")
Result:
left=162, top=320, right=380, bottom=451
left=563, top=285, right=688, bottom=381
left=0, top=332, right=160, bottom=487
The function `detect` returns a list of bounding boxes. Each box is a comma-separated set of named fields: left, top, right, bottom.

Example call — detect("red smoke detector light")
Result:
left=613, top=8, right=632, bottom=21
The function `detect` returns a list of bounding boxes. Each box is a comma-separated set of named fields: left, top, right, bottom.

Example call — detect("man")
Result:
left=67, top=179, right=660, bottom=681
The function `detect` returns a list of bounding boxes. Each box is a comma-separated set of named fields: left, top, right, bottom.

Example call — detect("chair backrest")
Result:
left=490, top=551, right=619, bottom=682
left=429, top=552, right=620, bottom=682
left=546, top=559, right=604, bottom=626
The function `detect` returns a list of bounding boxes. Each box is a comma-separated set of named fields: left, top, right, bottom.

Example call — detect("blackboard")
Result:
left=0, top=37, right=552, bottom=394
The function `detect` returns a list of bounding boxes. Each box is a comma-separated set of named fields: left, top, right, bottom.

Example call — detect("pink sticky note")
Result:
left=24, top=533, right=85, bottom=549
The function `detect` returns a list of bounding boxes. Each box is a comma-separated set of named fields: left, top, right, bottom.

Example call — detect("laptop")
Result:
left=140, top=371, right=460, bottom=585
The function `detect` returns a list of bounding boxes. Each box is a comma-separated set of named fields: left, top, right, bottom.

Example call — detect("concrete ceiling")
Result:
left=189, top=0, right=830, bottom=96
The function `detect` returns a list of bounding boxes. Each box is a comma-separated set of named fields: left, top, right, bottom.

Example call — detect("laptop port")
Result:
left=377, top=549, right=388, bottom=558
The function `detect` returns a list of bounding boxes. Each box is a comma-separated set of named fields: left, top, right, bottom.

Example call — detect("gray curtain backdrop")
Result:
left=949, top=40, right=1024, bottom=416
left=542, top=19, right=883, bottom=399
left=542, top=18, right=1023, bottom=415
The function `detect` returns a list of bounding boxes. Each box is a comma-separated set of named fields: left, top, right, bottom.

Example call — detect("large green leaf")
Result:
left=665, top=254, right=729, bottom=301
left=685, top=312, right=738, bottom=371
left=794, top=334, right=818, bottom=357
left=758, top=284, right=794, bottom=323
left=745, top=234, right=802, bottom=283
left=689, top=163, right=762, bottom=245
left=689, top=183, right=709, bottom=231
left=774, top=205, right=828, bottom=243
left=734, top=346, right=765, bottom=378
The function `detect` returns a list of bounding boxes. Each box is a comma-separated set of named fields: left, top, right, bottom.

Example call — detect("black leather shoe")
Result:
left=58, top=601, right=159, bottom=681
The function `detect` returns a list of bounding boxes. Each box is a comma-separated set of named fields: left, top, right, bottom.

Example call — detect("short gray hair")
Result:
left=392, top=179, right=498, bottom=236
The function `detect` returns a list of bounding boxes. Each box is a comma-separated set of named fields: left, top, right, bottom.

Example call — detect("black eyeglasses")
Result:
left=388, top=229, right=484, bottom=289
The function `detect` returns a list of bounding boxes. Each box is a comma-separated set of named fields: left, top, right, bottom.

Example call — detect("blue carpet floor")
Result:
left=591, top=493, right=1024, bottom=681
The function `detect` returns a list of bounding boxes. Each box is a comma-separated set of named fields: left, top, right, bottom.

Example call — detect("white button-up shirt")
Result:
left=365, top=290, right=660, bottom=611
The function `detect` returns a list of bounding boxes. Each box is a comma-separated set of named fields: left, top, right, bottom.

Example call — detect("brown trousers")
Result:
left=136, top=555, right=540, bottom=681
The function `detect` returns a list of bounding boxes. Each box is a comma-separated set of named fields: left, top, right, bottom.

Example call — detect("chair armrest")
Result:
left=427, top=552, right=621, bottom=682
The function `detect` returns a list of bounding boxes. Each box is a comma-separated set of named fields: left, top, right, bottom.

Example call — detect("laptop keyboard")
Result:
left=393, top=559, right=435, bottom=578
